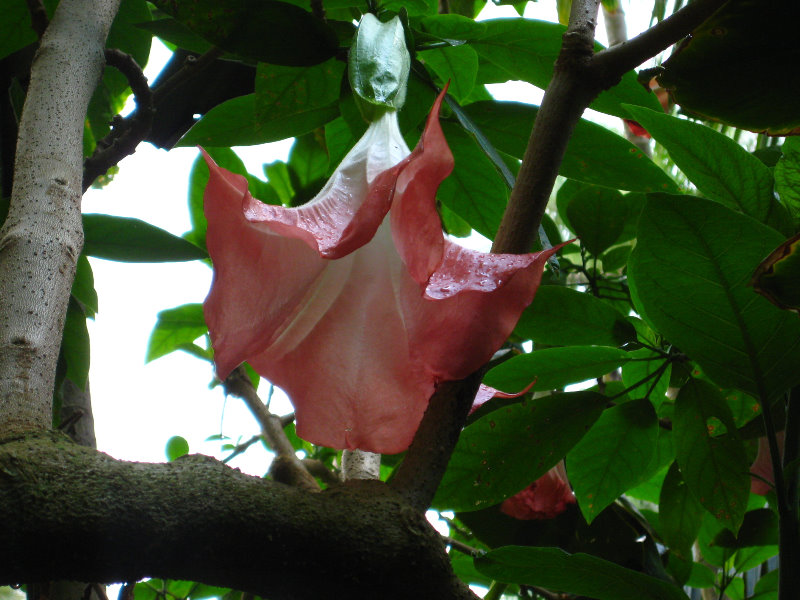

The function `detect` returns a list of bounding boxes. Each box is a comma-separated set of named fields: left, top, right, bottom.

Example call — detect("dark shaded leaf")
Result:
left=775, top=137, right=800, bottom=221
left=657, top=0, right=800, bottom=134
left=475, top=546, right=689, bottom=600
left=674, top=378, right=750, bottom=532
left=713, top=508, right=779, bottom=548
left=434, top=391, right=606, bottom=512
left=151, top=0, right=338, bottom=66
left=566, top=186, right=626, bottom=255
left=751, top=231, right=800, bottom=314
left=659, top=461, right=704, bottom=556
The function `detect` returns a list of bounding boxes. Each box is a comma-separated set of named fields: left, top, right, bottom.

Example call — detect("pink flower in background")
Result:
left=501, top=462, right=576, bottom=520
left=750, top=432, right=784, bottom=495
left=202, top=91, right=561, bottom=454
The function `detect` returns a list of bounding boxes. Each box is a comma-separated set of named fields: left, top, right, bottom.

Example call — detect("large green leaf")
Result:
left=566, top=186, right=626, bottom=255
left=674, top=378, right=750, bottom=532
left=178, top=94, right=339, bottom=147
left=464, top=101, right=676, bottom=193
left=620, top=349, right=671, bottom=405
left=419, top=16, right=663, bottom=118
left=437, top=122, right=509, bottom=239
left=83, top=214, right=207, bottom=262
left=514, top=286, right=635, bottom=347
left=434, top=391, right=606, bottom=512
left=71, top=255, right=98, bottom=317
left=255, top=59, right=345, bottom=126
left=150, top=0, right=338, bottom=66
left=475, top=546, right=689, bottom=600
left=658, top=461, right=704, bottom=557
left=146, top=304, right=208, bottom=363
left=628, top=194, right=800, bottom=400
left=775, top=137, right=800, bottom=221
left=623, top=105, right=790, bottom=235
left=61, top=299, right=90, bottom=391
left=483, top=346, right=630, bottom=393
left=567, top=399, right=658, bottom=523
left=657, top=0, right=800, bottom=135
left=419, top=44, right=478, bottom=102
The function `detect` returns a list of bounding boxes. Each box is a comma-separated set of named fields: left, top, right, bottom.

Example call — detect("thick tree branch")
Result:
left=0, top=434, right=477, bottom=600
left=0, top=0, right=121, bottom=437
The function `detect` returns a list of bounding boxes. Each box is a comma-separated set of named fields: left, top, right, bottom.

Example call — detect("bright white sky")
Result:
left=81, top=1, right=655, bottom=477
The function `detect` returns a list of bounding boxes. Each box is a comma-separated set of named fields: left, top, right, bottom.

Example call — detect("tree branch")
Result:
left=224, top=366, right=320, bottom=492
left=82, top=49, right=154, bottom=192
left=0, top=0, right=121, bottom=437
left=0, top=434, right=478, bottom=600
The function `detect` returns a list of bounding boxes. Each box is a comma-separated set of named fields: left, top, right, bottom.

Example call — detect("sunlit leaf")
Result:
left=146, top=304, right=208, bottom=363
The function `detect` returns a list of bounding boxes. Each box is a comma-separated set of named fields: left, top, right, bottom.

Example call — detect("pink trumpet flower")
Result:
left=202, top=90, right=561, bottom=454
left=501, top=462, right=576, bottom=520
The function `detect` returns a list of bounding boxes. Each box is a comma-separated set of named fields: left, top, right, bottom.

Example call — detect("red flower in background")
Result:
left=750, top=432, right=785, bottom=495
left=501, top=461, right=576, bottom=520
left=202, top=91, right=561, bottom=454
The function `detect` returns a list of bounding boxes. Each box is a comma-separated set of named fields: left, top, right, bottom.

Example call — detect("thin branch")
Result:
left=593, top=0, right=729, bottom=79
left=224, top=366, right=319, bottom=492
left=25, top=0, right=49, bottom=38
left=443, top=537, right=481, bottom=558
left=82, top=49, right=153, bottom=191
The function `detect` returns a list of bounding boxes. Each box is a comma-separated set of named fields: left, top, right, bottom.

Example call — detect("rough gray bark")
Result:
left=0, top=0, right=121, bottom=436
left=0, top=433, right=477, bottom=600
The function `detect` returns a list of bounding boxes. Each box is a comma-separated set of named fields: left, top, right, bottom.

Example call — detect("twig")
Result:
left=82, top=49, right=154, bottom=191
left=224, top=366, right=319, bottom=492
left=443, top=536, right=481, bottom=558
left=25, top=0, right=49, bottom=38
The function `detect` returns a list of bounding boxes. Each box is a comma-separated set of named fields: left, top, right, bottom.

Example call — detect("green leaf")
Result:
left=775, top=136, right=800, bottom=221
left=752, top=568, right=779, bottom=600
left=656, top=0, right=800, bottom=135
left=627, top=194, right=800, bottom=400
left=71, top=255, right=98, bottom=317
left=288, top=133, right=329, bottom=189
left=165, top=435, right=190, bottom=461
left=623, top=105, right=790, bottom=235
left=621, top=349, right=671, bottom=405
left=712, top=508, right=779, bottom=548
left=567, top=399, right=658, bottom=523
left=150, top=0, right=338, bottom=66
left=419, top=43, right=478, bottom=102
left=83, top=214, right=207, bottom=262
left=255, top=59, right=345, bottom=127
left=751, top=231, right=800, bottom=314
left=483, top=346, right=630, bottom=394
left=475, top=546, right=689, bottom=600
left=61, top=299, right=90, bottom=391
left=658, top=461, right=704, bottom=556
left=146, top=304, right=208, bottom=363
left=136, top=17, right=214, bottom=54
left=420, top=16, right=663, bottom=119
left=674, top=378, right=750, bottom=532
left=515, top=286, right=636, bottom=347
left=464, top=101, right=676, bottom=193
left=437, top=122, right=508, bottom=239
left=178, top=94, right=339, bottom=147
left=434, top=391, right=606, bottom=512
left=566, top=186, right=626, bottom=255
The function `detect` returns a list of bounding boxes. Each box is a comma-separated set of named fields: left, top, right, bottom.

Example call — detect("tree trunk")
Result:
left=0, top=0, right=121, bottom=437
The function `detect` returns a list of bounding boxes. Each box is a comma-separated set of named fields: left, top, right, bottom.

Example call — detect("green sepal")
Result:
left=349, top=13, right=411, bottom=121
